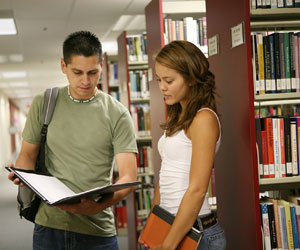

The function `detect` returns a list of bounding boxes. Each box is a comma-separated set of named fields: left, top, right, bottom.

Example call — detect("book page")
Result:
left=16, top=171, right=75, bottom=204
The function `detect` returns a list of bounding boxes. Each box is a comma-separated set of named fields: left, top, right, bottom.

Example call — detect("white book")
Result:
left=273, top=118, right=280, bottom=178
left=6, top=167, right=140, bottom=206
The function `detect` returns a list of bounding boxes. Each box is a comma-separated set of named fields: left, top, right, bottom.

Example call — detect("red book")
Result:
left=261, top=130, right=269, bottom=178
left=264, top=118, right=275, bottom=178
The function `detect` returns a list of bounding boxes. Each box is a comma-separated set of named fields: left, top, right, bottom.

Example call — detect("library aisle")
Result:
left=0, top=167, right=33, bottom=250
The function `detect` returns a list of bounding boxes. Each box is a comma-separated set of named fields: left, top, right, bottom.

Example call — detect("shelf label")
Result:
left=208, top=35, right=219, bottom=57
left=148, top=68, right=153, bottom=82
left=230, top=22, right=245, bottom=48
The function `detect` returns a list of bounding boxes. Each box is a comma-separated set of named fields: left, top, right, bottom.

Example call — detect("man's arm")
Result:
left=56, top=152, right=137, bottom=215
left=8, top=140, right=40, bottom=185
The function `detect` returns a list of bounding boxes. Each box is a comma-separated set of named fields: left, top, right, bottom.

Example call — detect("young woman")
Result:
left=141, top=40, right=226, bottom=250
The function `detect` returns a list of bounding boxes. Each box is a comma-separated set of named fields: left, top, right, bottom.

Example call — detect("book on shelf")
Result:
left=251, top=0, right=300, bottom=8
left=255, top=115, right=300, bottom=179
left=6, top=167, right=140, bottom=206
left=252, top=32, right=300, bottom=95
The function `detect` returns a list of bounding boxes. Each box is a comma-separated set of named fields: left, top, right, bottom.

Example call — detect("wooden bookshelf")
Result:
left=117, top=30, right=153, bottom=250
left=206, top=1, right=300, bottom=249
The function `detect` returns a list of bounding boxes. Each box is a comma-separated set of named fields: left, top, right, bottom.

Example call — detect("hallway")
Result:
left=0, top=167, right=33, bottom=250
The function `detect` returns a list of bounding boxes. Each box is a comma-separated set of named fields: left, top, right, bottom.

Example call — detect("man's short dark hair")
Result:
left=63, top=31, right=102, bottom=65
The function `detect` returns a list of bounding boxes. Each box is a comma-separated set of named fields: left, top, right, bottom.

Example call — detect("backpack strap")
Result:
left=36, top=87, right=59, bottom=173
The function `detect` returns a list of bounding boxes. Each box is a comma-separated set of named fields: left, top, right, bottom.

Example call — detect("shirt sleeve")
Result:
left=112, top=110, right=138, bottom=155
left=22, top=94, right=44, bottom=144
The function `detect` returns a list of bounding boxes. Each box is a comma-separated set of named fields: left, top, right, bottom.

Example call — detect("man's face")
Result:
left=61, top=55, right=102, bottom=100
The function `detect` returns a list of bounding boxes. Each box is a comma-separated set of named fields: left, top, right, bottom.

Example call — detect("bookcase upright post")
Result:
left=206, top=0, right=262, bottom=249
left=101, top=52, right=109, bottom=94
left=117, top=31, right=138, bottom=250
left=145, top=0, right=166, bottom=185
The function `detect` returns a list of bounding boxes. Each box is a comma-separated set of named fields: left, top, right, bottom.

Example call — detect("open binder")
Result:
left=139, top=205, right=202, bottom=250
left=6, top=167, right=140, bottom=206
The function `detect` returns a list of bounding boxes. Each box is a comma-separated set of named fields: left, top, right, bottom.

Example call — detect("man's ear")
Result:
left=61, top=58, right=67, bottom=73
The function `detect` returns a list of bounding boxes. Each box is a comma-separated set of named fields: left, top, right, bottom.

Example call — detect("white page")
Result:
left=16, top=171, right=75, bottom=204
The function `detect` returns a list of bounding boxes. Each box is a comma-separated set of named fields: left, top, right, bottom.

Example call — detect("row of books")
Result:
left=255, top=116, right=300, bottom=178
left=252, top=32, right=300, bottom=94
left=164, top=17, right=207, bottom=49
left=129, top=70, right=150, bottom=99
left=127, top=33, right=148, bottom=62
left=260, top=197, right=300, bottom=250
left=137, top=146, right=153, bottom=174
left=255, top=105, right=300, bottom=118
left=251, top=0, right=300, bottom=9
left=130, top=104, right=151, bottom=138
left=136, top=187, right=155, bottom=218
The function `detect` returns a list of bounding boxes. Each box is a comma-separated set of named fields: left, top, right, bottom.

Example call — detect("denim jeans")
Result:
left=196, top=218, right=226, bottom=250
left=33, top=224, right=119, bottom=250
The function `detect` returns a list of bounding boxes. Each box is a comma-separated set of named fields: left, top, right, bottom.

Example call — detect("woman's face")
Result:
left=155, top=62, right=190, bottom=109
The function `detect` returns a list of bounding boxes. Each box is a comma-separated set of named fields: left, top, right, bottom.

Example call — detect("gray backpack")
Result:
left=17, top=87, right=59, bottom=223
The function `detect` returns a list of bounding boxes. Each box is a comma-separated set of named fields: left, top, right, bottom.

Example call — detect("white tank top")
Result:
left=158, top=108, right=221, bottom=216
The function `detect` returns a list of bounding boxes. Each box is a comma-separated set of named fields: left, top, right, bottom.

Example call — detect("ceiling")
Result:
left=0, top=0, right=155, bottom=113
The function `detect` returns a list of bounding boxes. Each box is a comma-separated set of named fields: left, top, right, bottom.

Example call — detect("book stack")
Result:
left=252, top=32, right=300, bottom=95
left=164, top=16, right=208, bottom=56
left=130, top=104, right=151, bottom=138
left=260, top=197, right=300, bottom=250
left=251, top=0, right=300, bottom=9
left=126, top=33, right=148, bottom=62
left=129, top=70, right=149, bottom=99
left=255, top=116, right=300, bottom=179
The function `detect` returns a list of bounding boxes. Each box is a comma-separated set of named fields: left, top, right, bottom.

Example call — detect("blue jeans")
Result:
left=33, top=224, right=119, bottom=250
left=197, top=219, right=226, bottom=250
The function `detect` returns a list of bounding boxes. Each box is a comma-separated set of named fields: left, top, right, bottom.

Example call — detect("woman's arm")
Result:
left=155, top=110, right=219, bottom=250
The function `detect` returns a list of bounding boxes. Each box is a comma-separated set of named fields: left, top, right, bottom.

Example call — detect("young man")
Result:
left=8, top=31, right=138, bottom=250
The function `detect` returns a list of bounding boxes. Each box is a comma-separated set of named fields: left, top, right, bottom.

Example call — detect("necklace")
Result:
left=67, top=86, right=98, bottom=103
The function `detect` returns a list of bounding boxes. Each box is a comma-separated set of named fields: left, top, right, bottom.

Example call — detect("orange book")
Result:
left=139, top=205, right=202, bottom=250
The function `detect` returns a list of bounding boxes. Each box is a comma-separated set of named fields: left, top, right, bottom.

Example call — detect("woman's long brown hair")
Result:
left=155, top=40, right=218, bottom=136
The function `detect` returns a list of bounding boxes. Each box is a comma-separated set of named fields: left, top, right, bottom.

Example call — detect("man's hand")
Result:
left=56, top=193, right=114, bottom=215
left=7, top=163, right=25, bottom=186
left=56, top=197, right=102, bottom=215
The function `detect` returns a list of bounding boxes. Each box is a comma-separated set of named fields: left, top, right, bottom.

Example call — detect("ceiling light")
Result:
left=9, top=81, right=28, bottom=87
left=112, top=15, right=135, bottom=31
left=2, top=71, right=27, bottom=79
left=0, top=10, right=17, bottom=35
left=0, top=55, right=8, bottom=63
left=0, top=82, right=9, bottom=88
left=9, top=54, right=23, bottom=62
left=126, top=15, right=146, bottom=31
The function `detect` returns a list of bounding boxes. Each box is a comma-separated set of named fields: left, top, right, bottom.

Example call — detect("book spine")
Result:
left=290, top=32, right=297, bottom=92
left=273, top=118, right=280, bottom=178
left=261, top=203, right=272, bottom=250
left=272, top=200, right=283, bottom=249
left=274, top=33, right=282, bottom=93
left=267, top=203, right=278, bottom=249
left=279, top=33, right=286, bottom=92
left=284, top=33, right=291, bottom=92
left=258, top=34, right=266, bottom=94
left=290, top=120, right=299, bottom=175
left=265, top=118, right=275, bottom=177
left=279, top=205, right=289, bottom=250
left=264, top=35, right=272, bottom=93
left=291, top=205, right=300, bottom=249
left=269, top=34, right=277, bottom=93
left=284, top=117, right=293, bottom=177
left=279, top=118, right=286, bottom=177
left=262, top=130, right=270, bottom=177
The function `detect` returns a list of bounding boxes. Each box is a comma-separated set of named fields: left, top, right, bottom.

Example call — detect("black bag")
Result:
left=17, top=87, right=59, bottom=223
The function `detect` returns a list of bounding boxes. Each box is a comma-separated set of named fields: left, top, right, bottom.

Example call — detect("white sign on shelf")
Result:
left=230, top=22, right=245, bottom=48
left=208, top=35, right=219, bottom=57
